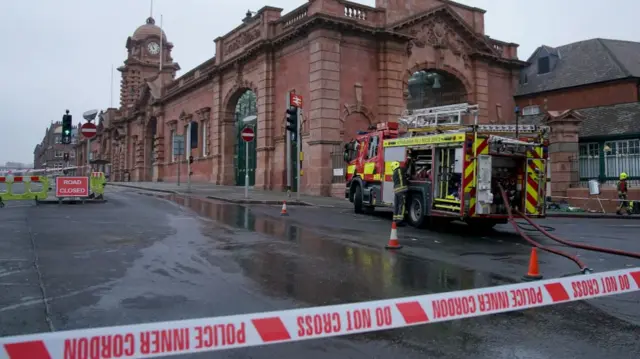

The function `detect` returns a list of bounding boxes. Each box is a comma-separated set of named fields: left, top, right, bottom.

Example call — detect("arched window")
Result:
left=406, top=70, right=467, bottom=110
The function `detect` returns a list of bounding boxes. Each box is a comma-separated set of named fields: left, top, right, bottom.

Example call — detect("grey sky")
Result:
left=1, top=0, right=637, bottom=164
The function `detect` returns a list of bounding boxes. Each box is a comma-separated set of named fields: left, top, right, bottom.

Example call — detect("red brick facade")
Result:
left=77, top=0, right=523, bottom=196
left=516, top=79, right=639, bottom=112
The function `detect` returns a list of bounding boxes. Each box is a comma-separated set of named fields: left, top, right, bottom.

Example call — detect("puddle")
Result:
left=167, top=195, right=512, bottom=301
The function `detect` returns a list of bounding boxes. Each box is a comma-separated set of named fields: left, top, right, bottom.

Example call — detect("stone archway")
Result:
left=340, top=104, right=375, bottom=142
left=406, top=69, right=468, bottom=110
left=145, top=117, right=157, bottom=181
left=223, top=86, right=258, bottom=186
left=403, top=62, right=472, bottom=110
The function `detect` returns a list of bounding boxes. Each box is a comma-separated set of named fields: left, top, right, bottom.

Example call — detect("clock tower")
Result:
left=118, top=16, right=180, bottom=108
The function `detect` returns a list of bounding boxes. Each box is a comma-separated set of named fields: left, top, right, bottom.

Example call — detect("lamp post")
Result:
left=242, top=115, right=257, bottom=199
left=83, top=109, right=99, bottom=175
left=514, top=106, right=520, bottom=138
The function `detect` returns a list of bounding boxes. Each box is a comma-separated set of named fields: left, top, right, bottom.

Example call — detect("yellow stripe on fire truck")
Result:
left=464, top=137, right=490, bottom=217
left=364, top=163, right=375, bottom=175
left=383, top=133, right=465, bottom=147
left=525, top=147, right=544, bottom=215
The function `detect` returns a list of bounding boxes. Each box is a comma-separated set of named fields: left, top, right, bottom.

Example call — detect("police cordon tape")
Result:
left=2, top=268, right=639, bottom=359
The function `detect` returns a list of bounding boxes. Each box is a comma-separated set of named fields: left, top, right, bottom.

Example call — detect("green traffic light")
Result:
left=64, top=130, right=70, bottom=135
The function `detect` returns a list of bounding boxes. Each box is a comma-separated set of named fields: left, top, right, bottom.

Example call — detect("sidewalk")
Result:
left=546, top=211, right=640, bottom=219
left=107, top=181, right=640, bottom=219
left=108, top=181, right=353, bottom=208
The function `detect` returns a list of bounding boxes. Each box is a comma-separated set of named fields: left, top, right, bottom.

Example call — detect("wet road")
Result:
left=0, top=187, right=639, bottom=358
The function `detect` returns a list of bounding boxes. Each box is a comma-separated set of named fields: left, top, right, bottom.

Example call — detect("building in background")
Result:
left=75, top=0, right=524, bottom=196
left=516, top=38, right=640, bottom=209
left=33, top=122, right=78, bottom=171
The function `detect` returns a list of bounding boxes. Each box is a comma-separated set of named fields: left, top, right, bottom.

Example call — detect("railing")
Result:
left=283, top=5, right=308, bottom=28
left=330, top=143, right=347, bottom=184
left=344, top=3, right=367, bottom=20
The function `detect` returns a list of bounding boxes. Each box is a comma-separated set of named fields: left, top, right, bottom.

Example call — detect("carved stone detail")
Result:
left=195, top=107, right=211, bottom=121
left=225, top=26, right=262, bottom=56
left=406, top=17, right=471, bottom=68
left=179, top=110, right=193, bottom=123
left=354, top=83, right=363, bottom=108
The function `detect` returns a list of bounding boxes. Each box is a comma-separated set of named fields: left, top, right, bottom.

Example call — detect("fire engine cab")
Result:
left=343, top=103, right=550, bottom=229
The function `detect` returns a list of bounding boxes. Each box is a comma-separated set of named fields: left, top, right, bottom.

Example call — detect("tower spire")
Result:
left=150, top=0, right=154, bottom=19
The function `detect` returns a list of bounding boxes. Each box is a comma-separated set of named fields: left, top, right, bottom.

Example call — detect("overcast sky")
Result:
left=1, top=0, right=637, bottom=165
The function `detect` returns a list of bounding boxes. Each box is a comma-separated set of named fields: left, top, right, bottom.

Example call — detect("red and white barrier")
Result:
left=1, top=268, right=639, bottom=359
left=0, top=176, right=44, bottom=183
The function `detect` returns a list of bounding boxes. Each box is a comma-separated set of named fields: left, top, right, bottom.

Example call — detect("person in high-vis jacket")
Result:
left=391, top=161, right=408, bottom=223
left=617, top=172, right=630, bottom=215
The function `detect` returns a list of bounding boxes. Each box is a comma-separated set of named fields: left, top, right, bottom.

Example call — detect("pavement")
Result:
left=108, top=181, right=640, bottom=219
left=0, top=185, right=639, bottom=358
left=108, top=181, right=353, bottom=208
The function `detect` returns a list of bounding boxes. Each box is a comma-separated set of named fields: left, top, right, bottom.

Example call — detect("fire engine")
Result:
left=343, top=103, right=550, bottom=229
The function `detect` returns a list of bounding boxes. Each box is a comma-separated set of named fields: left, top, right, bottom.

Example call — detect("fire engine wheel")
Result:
left=353, top=185, right=364, bottom=214
left=408, top=195, right=426, bottom=228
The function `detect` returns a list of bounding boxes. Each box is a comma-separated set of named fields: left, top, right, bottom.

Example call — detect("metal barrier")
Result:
left=0, top=175, right=49, bottom=207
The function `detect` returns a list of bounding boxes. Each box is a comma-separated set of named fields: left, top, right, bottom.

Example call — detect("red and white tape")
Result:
left=2, top=268, right=639, bottom=359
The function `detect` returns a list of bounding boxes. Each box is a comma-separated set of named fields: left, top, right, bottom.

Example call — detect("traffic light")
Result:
left=189, top=155, right=194, bottom=164
left=62, top=111, right=72, bottom=144
left=286, top=106, right=298, bottom=141
left=63, top=153, right=70, bottom=162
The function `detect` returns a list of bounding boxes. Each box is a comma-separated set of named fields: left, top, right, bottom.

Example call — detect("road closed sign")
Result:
left=56, top=176, right=89, bottom=197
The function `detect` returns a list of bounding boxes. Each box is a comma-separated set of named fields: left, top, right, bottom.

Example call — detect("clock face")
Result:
left=147, top=42, right=160, bottom=55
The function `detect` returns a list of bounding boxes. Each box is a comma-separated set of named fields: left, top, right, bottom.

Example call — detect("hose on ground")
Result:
left=515, top=209, right=640, bottom=260
left=497, top=184, right=588, bottom=271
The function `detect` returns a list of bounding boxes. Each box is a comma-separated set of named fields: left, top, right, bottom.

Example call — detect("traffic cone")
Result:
left=280, top=201, right=289, bottom=216
left=522, top=247, right=543, bottom=281
left=385, top=222, right=403, bottom=250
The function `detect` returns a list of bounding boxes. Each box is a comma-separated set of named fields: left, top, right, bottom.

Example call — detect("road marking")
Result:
left=0, top=280, right=119, bottom=313
left=0, top=270, right=26, bottom=278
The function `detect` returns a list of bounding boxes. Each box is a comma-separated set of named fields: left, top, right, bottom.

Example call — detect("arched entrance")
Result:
left=145, top=117, right=157, bottom=181
left=406, top=70, right=467, bottom=110
left=234, top=90, right=257, bottom=186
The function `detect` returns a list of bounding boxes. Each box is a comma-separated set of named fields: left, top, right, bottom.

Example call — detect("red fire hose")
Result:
left=514, top=209, right=640, bottom=260
left=497, top=184, right=589, bottom=272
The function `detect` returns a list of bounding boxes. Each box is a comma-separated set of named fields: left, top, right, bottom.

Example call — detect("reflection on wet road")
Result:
left=0, top=188, right=638, bottom=359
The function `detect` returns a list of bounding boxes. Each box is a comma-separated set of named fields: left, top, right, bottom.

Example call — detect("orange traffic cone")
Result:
left=522, top=247, right=543, bottom=281
left=385, top=222, right=403, bottom=250
left=280, top=201, right=289, bottom=216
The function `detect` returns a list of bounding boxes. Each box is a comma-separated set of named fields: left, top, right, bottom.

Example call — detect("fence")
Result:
left=330, top=143, right=347, bottom=184
left=576, top=139, right=640, bottom=187
left=0, top=175, right=49, bottom=206
left=0, top=171, right=106, bottom=206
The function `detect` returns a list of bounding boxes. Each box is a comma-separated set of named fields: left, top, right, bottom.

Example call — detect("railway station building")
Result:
left=77, top=0, right=524, bottom=196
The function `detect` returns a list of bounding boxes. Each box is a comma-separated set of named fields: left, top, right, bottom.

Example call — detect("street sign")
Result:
left=80, top=122, right=97, bottom=139
left=55, top=176, right=89, bottom=198
left=241, top=126, right=255, bottom=142
left=173, top=135, right=185, bottom=155
left=290, top=93, right=303, bottom=108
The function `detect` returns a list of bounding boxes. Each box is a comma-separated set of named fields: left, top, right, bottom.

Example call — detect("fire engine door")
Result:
left=363, top=135, right=382, bottom=181
left=434, top=147, right=462, bottom=212
left=475, top=155, right=493, bottom=215
left=525, top=158, right=546, bottom=215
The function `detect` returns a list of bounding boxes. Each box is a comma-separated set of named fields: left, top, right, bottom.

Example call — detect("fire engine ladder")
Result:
left=476, top=124, right=551, bottom=134
left=400, top=103, right=479, bottom=135
left=399, top=103, right=551, bottom=138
